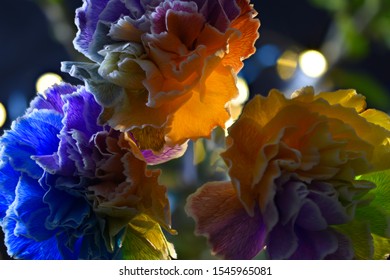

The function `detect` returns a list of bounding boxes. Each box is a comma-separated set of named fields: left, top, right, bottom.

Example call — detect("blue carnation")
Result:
left=0, top=82, right=174, bottom=259
left=0, top=84, right=116, bottom=259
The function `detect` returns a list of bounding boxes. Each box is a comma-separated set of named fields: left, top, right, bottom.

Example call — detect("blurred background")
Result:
left=1, top=0, right=390, bottom=259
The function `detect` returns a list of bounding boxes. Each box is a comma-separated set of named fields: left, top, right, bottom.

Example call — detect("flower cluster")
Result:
left=0, top=84, right=175, bottom=259
left=1, top=0, right=390, bottom=260
left=186, top=87, right=390, bottom=259
left=0, top=0, right=260, bottom=260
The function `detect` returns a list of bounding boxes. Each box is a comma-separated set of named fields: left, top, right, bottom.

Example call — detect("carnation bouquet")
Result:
left=0, top=0, right=389, bottom=260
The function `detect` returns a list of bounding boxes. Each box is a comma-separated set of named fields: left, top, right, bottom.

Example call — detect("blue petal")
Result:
left=13, top=174, right=54, bottom=241
left=43, top=181, right=93, bottom=232
left=3, top=207, right=62, bottom=260
left=0, top=159, right=19, bottom=220
left=1, top=110, right=62, bottom=179
left=77, top=232, right=116, bottom=259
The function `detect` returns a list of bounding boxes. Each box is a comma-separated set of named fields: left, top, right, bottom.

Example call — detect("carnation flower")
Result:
left=62, top=0, right=260, bottom=152
left=186, top=87, right=390, bottom=259
left=0, top=83, right=175, bottom=259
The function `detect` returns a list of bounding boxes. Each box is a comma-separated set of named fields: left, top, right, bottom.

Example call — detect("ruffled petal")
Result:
left=222, top=0, right=260, bottom=72
left=3, top=215, right=61, bottom=259
left=13, top=174, right=53, bottom=241
left=165, top=62, right=238, bottom=145
left=74, top=0, right=128, bottom=61
left=0, top=159, right=19, bottom=220
left=288, top=228, right=338, bottom=260
left=186, top=181, right=266, bottom=259
left=1, top=110, right=62, bottom=179
left=29, top=83, right=76, bottom=113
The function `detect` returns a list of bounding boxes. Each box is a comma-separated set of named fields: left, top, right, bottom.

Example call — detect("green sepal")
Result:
left=119, top=213, right=176, bottom=260
left=372, top=234, right=390, bottom=260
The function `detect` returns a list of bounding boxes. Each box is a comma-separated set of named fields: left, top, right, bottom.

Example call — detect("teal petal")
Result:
left=61, top=61, right=125, bottom=108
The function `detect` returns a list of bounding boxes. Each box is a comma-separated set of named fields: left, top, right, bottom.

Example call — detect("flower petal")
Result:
left=3, top=208, right=62, bottom=260
left=165, top=62, right=238, bottom=145
left=288, top=228, right=338, bottom=260
left=1, top=110, right=62, bottom=179
left=74, top=0, right=128, bottom=61
left=186, top=181, right=266, bottom=259
left=222, top=0, right=260, bottom=72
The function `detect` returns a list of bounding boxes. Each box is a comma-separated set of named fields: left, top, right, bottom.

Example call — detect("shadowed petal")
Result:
left=186, top=181, right=266, bottom=259
left=289, top=228, right=338, bottom=259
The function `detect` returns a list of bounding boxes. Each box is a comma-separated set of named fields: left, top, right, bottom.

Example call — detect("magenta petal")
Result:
left=142, top=142, right=188, bottom=165
left=186, top=181, right=266, bottom=259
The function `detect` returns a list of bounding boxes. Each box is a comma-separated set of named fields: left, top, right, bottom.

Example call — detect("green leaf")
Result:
left=337, top=15, right=369, bottom=58
left=350, top=170, right=390, bottom=258
left=355, top=205, right=390, bottom=238
left=120, top=214, right=176, bottom=260
left=355, top=170, right=390, bottom=238
left=193, top=139, right=206, bottom=165
left=372, top=234, right=390, bottom=260
left=308, top=0, right=347, bottom=11
left=334, top=220, right=373, bottom=259
left=359, top=170, right=390, bottom=218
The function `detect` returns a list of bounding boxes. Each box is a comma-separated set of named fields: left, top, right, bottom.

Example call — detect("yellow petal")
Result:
left=314, top=89, right=367, bottom=113
left=361, top=109, right=390, bottom=131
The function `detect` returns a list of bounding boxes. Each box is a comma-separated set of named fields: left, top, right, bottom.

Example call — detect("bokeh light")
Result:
left=0, top=102, right=6, bottom=128
left=35, top=72, right=63, bottom=94
left=276, top=50, right=299, bottom=80
left=298, top=50, right=328, bottom=78
left=256, top=44, right=281, bottom=67
left=232, top=76, right=250, bottom=106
